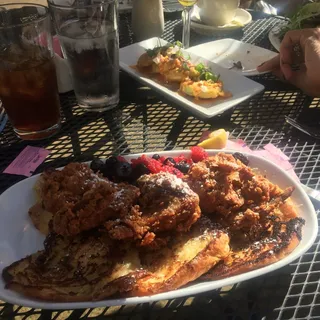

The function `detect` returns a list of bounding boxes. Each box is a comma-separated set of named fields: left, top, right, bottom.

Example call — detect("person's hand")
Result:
left=257, top=28, right=320, bottom=97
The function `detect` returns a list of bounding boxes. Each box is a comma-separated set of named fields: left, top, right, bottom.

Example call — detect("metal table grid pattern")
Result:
left=1, top=12, right=320, bottom=320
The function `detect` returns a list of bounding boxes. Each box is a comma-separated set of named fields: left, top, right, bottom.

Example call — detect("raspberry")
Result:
left=131, top=153, right=193, bottom=178
left=190, top=146, right=208, bottom=162
left=174, top=155, right=193, bottom=165
left=117, top=156, right=127, bottom=162
left=131, top=155, right=162, bottom=173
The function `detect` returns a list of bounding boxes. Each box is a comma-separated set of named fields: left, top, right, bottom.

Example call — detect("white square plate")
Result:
left=119, top=38, right=265, bottom=119
left=0, top=150, right=317, bottom=309
left=187, top=39, right=278, bottom=76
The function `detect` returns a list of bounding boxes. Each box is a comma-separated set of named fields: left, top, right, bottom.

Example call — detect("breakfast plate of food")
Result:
left=0, top=148, right=317, bottom=309
left=119, top=38, right=264, bottom=118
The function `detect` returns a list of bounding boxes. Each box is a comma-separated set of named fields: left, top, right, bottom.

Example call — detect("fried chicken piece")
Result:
left=213, top=185, right=296, bottom=245
left=53, top=180, right=140, bottom=236
left=30, top=163, right=107, bottom=234
left=184, top=153, right=283, bottom=216
left=105, top=172, right=201, bottom=245
left=30, top=162, right=140, bottom=237
left=35, top=163, right=100, bottom=214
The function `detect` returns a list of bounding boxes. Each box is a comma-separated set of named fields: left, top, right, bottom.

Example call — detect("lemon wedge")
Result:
left=198, top=129, right=229, bottom=149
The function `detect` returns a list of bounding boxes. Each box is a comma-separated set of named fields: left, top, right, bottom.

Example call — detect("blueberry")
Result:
left=131, top=163, right=151, bottom=181
left=105, top=156, right=118, bottom=168
left=152, top=154, right=161, bottom=160
left=90, top=159, right=104, bottom=173
left=115, top=161, right=132, bottom=179
left=174, top=161, right=190, bottom=174
left=164, top=157, right=176, bottom=165
left=233, top=152, right=249, bottom=166
left=101, top=156, right=118, bottom=178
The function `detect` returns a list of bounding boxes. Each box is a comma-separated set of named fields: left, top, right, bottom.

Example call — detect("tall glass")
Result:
left=178, top=0, right=197, bottom=49
left=0, top=3, right=61, bottom=140
left=48, top=0, right=119, bottom=112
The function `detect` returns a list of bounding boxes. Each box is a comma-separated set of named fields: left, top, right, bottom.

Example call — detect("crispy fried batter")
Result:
left=35, top=163, right=100, bottom=213
left=3, top=217, right=229, bottom=301
left=185, top=153, right=284, bottom=216
left=213, top=185, right=296, bottom=246
left=53, top=181, right=140, bottom=236
left=105, top=172, right=201, bottom=246
left=30, top=163, right=140, bottom=237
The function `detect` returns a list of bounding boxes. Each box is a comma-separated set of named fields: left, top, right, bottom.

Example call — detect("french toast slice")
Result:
left=2, top=230, right=144, bottom=302
left=2, top=217, right=230, bottom=301
left=202, top=217, right=304, bottom=280
left=130, top=217, right=230, bottom=296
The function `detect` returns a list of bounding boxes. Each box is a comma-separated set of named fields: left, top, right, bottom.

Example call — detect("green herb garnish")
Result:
left=278, top=2, right=320, bottom=39
left=195, top=63, right=219, bottom=82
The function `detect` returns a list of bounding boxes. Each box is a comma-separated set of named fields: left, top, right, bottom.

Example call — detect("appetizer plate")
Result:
left=187, top=39, right=278, bottom=76
left=119, top=38, right=264, bottom=119
left=0, top=150, right=317, bottom=309
left=190, top=7, right=252, bottom=35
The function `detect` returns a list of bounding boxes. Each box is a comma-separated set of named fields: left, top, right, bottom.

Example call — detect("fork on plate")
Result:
left=285, top=116, right=320, bottom=140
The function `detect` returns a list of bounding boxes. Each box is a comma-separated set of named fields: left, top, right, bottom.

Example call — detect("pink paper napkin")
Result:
left=3, top=146, right=50, bottom=177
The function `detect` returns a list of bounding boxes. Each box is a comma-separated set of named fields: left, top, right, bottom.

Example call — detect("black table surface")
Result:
left=1, top=10, right=320, bottom=320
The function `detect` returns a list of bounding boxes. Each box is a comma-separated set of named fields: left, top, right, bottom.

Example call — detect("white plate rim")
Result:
left=268, top=26, right=281, bottom=52
left=119, top=38, right=264, bottom=119
left=268, top=21, right=288, bottom=52
left=186, top=38, right=278, bottom=76
left=190, top=8, right=252, bottom=32
left=0, top=149, right=317, bottom=309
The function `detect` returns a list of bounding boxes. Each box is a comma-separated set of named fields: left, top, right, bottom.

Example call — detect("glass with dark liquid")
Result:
left=0, top=4, right=60, bottom=140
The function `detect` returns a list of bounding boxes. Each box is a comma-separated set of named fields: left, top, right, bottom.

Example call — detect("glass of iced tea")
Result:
left=0, top=3, right=61, bottom=140
left=48, top=0, right=119, bottom=112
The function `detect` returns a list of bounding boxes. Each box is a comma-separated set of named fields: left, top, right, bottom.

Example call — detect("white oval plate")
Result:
left=0, top=150, right=317, bottom=309
left=187, top=39, right=278, bottom=76
left=190, top=8, right=252, bottom=35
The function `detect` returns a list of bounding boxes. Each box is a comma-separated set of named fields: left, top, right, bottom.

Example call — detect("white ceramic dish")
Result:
left=0, top=150, right=317, bottom=309
left=190, top=7, right=252, bottom=35
left=119, top=38, right=264, bottom=118
left=268, top=21, right=288, bottom=52
left=187, top=39, right=278, bottom=76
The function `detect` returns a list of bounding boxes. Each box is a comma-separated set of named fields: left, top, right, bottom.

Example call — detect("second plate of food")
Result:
left=119, top=38, right=264, bottom=119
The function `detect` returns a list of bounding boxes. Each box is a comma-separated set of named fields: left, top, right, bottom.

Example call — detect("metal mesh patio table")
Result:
left=0, top=10, right=320, bottom=320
